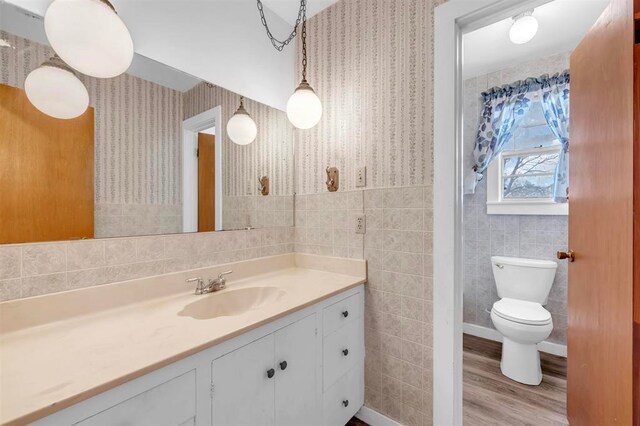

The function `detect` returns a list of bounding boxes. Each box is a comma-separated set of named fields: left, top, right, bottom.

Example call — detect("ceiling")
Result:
left=463, top=0, right=608, bottom=79
left=3, top=0, right=298, bottom=110
left=261, top=0, right=339, bottom=25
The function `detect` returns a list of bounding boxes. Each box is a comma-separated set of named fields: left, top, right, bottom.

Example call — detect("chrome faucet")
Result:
left=209, top=270, right=233, bottom=292
left=185, top=271, right=233, bottom=295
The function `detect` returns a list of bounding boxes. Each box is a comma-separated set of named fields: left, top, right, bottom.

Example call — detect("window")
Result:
left=486, top=99, right=568, bottom=215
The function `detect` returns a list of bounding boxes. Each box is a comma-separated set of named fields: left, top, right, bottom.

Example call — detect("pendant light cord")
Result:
left=256, top=0, right=307, bottom=52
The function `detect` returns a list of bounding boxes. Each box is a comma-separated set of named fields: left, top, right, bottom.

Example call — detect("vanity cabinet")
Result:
left=211, top=314, right=318, bottom=426
left=33, top=286, right=364, bottom=426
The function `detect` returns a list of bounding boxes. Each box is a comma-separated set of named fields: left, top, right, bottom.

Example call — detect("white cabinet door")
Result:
left=274, top=314, right=318, bottom=426
left=211, top=334, right=275, bottom=426
left=75, top=370, right=196, bottom=426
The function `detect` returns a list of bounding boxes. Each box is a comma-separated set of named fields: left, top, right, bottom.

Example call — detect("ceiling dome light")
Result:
left=45, top=0, right=134, bottom=78
left=227, top=96, right=258, bottom=145
left=509, top=11, right=539, bottom=45
left=24, top=55, right=89, bottom=119
left=287, top=80, right=322, bottom=130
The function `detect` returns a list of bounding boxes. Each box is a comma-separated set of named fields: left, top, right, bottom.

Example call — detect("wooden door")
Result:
left=211, top=334, right=275, bottom=426
left=568, top=0, right=635, bottom=423
left=634, top=21, right=640, bottom=425
left=274, top=314, right=318, bottom=426
left=0, top=84, right=94, bottom=244
left=197, top=133, right=215, bottom=232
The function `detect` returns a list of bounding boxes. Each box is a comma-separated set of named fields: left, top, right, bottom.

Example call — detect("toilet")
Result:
left=490, top=256, right=557, bottom=385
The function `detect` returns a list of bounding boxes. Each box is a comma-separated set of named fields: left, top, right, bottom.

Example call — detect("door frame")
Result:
left=182, top=106, right=223, bottom=232
left=433, top=0, right=556, bottom=424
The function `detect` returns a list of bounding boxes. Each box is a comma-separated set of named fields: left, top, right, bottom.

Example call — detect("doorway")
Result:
left=182, top=106, right=223, bottom=233
left=433, top=0, right=634, bottom=424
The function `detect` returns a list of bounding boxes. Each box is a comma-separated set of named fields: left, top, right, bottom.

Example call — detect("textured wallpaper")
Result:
left=184, top=82, right=295, bottom=197
left=295, top=0, right=437, bottom=194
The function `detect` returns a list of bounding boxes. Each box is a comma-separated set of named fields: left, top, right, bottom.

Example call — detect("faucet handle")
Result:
left=186, top=277, right=205, bottom=295
left=217, top=270, right=233, bottom=280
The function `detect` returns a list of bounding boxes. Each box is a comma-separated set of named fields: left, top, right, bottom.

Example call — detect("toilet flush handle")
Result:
left=557, top=250, right=575, bottom=262
left=495, top=264, right=504, bottom=269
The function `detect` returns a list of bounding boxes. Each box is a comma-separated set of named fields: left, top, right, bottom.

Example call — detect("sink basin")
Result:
left=178, top=287, right=286, bottom=320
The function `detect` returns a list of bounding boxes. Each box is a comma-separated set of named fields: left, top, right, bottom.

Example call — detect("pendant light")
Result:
left=44, top=0, right=134, bottom=78
left=24, top=55, right=89, bottom=119
left=509, top=11, right=539, bottom=45
left=227, top=96, right=258, bottom=146
left=286, top=16, right=322, bottom=130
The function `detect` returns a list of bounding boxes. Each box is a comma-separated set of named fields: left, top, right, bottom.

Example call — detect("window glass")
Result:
left=501, top=99, right=560, bottom=200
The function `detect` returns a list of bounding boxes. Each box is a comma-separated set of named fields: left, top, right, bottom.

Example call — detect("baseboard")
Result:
left=355, top=406, right=402, bottom=426
left=463, top=322, right=567, bottom=358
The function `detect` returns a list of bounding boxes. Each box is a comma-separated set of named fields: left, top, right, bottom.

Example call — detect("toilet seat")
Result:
left=492, top=298, right=552, bottom=326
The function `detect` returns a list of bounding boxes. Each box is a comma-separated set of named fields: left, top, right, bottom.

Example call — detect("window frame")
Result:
left=486, top=144, right=568, bottom=216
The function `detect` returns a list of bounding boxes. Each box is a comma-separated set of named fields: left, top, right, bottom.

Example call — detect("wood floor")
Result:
left=463, top=334, right=568, bottom=426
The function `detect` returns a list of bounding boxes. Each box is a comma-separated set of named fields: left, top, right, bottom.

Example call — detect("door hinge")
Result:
left=210, top=383, right=214, bottom=397
left=315, top=327, right=318, bottom=336
left=196, top=148, right=199, bottom=158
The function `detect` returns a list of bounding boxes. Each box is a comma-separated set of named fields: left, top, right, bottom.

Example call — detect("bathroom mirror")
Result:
left=0, top=2, right=294, bottom=244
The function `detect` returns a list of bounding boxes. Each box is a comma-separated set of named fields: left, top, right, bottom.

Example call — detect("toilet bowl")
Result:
left=491, top=298, right=553, bottom=385
left=490, top=256, right=557, bottom=385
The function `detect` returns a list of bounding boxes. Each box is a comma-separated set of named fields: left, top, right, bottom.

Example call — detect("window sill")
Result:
left=486, top=201, right=568, bottom=216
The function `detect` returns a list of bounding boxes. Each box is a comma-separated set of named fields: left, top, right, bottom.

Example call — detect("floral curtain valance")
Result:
left=464, top=70, right=571, bottom=203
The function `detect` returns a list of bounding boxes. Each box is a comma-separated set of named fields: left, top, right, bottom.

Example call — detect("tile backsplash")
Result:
left=0, top=227, right=294, bottom=302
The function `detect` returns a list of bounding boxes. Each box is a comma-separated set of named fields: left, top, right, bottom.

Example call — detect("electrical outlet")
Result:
left=355, top=214, right=366, bottom=234
left=355, top=166, right=366, bottom=187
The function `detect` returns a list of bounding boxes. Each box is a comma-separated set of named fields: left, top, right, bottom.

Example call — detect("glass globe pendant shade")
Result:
left=24, top=56, right=89, bottom=119
left=509, top=12, right=539, bottom=45
left=45, top=0, right=134, bottom=78
left=286, top=80, right=322, bottom=130
left=227, top=98, right=258, bottom=145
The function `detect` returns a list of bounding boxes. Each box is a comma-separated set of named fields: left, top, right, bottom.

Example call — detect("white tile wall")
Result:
left=294, top=186, right=434, bottom=424
left=0, top=227, right=294, bottom=302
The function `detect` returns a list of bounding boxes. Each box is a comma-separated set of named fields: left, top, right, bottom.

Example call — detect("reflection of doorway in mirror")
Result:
left=198, top=131, right=216, bottom=232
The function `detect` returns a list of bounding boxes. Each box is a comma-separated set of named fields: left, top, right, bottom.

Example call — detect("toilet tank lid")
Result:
left=491, top=256, right=557, bottom=269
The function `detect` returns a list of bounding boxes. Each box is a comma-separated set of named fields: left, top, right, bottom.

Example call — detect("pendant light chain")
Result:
left=301, top=14, right=307, bottom=82
left=256, top=0, right=307, bottom=52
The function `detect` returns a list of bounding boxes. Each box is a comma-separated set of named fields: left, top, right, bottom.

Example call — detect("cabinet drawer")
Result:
left=323, top=292, right=362, bottom=336
left=75, top=370, right=196, bottom=426
left=323, top=319, right=363, bottom=390
left=322, top=365, right=363, bottom=426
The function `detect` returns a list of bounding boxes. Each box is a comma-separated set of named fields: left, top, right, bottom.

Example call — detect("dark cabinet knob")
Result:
left=279, top=361, right=288, bottom=370
left=342, top=400, right=349, bottom=407
left=342, top=310, right=349, bottom=318
left=342, top=349, right=349, bottom=356
left=266, top=368, right=275, bottom=379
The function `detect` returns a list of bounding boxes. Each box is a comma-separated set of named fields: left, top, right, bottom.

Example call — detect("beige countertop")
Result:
left=0, top=253, right=367, bottom=426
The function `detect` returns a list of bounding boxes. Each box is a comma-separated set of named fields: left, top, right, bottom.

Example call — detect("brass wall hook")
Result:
left=325, top=167, right=339, bottom=192
left=258, top=176, right=269, bottom=196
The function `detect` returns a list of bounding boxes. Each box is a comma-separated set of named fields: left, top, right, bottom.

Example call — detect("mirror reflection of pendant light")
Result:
left=44, top=0, right=134, bottom=78
left=24, top=55, right=89, bottom=119
left=227, top=96, right=258, bottom=145
left=509, top=10, right=538, bottom=45
left=286, top=17, right=322, bottom=130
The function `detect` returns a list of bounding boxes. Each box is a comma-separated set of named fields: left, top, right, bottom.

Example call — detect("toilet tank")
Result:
left=491, top=256, right=558, bottom=304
